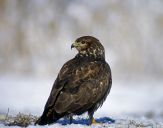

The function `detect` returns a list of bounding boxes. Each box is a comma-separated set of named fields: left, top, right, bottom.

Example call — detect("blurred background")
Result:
left=0, top=0, right=163, bottom=121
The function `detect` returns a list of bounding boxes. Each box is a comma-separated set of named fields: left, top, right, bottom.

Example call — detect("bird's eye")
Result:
left=81, top=41, right=85, bottom=44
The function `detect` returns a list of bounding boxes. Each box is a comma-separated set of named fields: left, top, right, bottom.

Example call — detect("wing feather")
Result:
left=42, top=58, right=111, bottom=119
left=54, top=60, right=111, bottom=114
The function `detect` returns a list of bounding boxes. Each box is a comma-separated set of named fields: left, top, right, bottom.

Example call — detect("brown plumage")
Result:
left=35, top=36, right=112, bottom=125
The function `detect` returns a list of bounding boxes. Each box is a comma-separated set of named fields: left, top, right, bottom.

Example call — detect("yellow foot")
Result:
left=92, top=118, right=98, bottom=124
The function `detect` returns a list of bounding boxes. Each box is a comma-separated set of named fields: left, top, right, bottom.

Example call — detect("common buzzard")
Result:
left=35, top=36, right=112, bottom=125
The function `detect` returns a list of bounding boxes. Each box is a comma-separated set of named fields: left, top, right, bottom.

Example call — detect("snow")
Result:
left=0, top=75, right=163, bottom=127
left=1, top=75, right=163, bottom=116
left=1, top=118, right=163, bottom=128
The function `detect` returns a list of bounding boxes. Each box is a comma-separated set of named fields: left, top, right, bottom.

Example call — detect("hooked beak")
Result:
left=71, top=44, right=74, bottom=49
left=71, top=42, right=78, bottom=49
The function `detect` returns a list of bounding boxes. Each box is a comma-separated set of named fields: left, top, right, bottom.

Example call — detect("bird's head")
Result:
left=71, top=36, right=105, bottom=59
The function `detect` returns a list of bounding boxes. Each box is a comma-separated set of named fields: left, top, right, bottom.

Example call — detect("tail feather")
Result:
left=35, top=109, right=63, bottom=125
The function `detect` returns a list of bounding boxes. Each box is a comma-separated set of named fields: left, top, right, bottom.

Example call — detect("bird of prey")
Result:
left=35, top=36, right=112, bottom=125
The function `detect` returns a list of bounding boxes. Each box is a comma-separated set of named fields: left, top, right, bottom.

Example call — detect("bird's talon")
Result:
left=92, top=118, right=98, bottom=124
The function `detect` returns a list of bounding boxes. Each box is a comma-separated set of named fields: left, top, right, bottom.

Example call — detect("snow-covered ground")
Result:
left=1, top=117, right=163, bottom=128
left=0, top=75, right=163, bottom=127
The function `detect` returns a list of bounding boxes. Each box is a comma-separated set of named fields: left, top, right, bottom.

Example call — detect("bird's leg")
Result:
left=68, top=115, right=73, bottom=124
left=88, top=111, right=97, bottom=125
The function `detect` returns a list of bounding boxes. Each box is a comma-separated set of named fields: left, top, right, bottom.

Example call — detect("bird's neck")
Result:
left=76, top=50, right=105, bottom=61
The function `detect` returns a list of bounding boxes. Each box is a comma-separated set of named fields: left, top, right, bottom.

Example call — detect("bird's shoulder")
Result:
left=54, top=57, right=106, bottom=90
left=59, top=58, right=105, bottom=80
